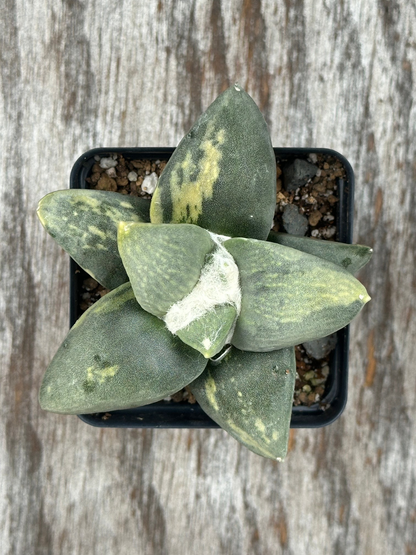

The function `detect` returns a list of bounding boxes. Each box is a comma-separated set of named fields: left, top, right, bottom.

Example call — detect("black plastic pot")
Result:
left=70, top=147, right=354, bottom=429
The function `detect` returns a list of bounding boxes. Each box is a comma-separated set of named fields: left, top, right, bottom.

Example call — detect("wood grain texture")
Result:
left=1, top=1, right=415, bottom=553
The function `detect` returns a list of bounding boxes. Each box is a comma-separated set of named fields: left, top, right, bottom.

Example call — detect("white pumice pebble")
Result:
left=142, top=172, right=159, bottom=194
left=99, top=157, right=118, bottom=169
left=322, top=226, right=336, bottom=238
left=106, top=167, right=117, bottom=177
left=127, top=171, right=138, bottom=182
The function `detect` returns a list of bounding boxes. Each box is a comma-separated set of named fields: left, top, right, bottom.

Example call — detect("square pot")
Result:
left=70, top=147, right=354, bottom=429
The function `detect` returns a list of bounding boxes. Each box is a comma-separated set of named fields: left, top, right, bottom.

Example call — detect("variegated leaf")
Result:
left=268, top=231, right=373, bottom=274
left=189, top=347, right=296, bottom=460
left=37, top=189, right=151, bottom=289
left=224, top=237, right=370, bottom=352
left=150, top=84, right=276, bottom=240
left=39, top=283, right=207, bottom=414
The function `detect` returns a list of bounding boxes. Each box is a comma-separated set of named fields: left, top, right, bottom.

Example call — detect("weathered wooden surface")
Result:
left=1, top=1, right=415, bottom=553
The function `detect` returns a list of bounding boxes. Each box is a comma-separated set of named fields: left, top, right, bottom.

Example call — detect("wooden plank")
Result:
left=1, top=0, right=415, bottom=553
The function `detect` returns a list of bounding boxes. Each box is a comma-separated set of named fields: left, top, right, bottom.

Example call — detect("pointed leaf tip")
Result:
left=361, top=292, right=371, bottom=304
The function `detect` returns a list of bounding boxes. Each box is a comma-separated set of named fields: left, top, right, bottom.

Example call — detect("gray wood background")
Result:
left=1, top=1, right=415, bottom=554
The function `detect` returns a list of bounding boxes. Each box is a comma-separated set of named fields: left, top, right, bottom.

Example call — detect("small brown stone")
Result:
left=90, top=172, right=101, bottom=183
left=309, top=210, right=322, bottom=226
left=116, top=177, right=129, bottom=187
left=315, top=386, right=325, bottom=397
left=95, top=173, right=117, bottom=191
left=83, top=277, right=98, bottom=291
left=171, top=392, right=184, bottom=403
left=185, top=386, right=197, bottom=404
left=313, top=182, right=327, bottom=193
left=327, top=195, right=338, bottom=204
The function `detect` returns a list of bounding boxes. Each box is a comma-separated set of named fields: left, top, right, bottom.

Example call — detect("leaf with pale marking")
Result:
left=117, top=222, right=215, bottom=318
left=39, top=283, right=208, bottom=414
left=224, top=237, right=371, bottom=352
left=189, top=347, right=296, bottom=460
left=268, top=231, right=373, bottom=274
left=150, top=84, right=276, bottom=239
left=176, top=304, right=237, bottom=358
left=37, top=189, right=151, bottom=289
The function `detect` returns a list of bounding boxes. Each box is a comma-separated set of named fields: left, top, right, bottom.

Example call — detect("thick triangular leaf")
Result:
left=37, top=190, right=150, bottom=289
left=39, top=283, right=207, bottom=414
left=117, top=222, right=215, bottom=318
left=150, top=84, right=276, bottom=239
left=189, top=347, right=296, bottom=460
left=176, top=304, right=237, bottom=358
left=268, top=231, right=373, bottom=274
left=224, top=238, right=370, bottom=351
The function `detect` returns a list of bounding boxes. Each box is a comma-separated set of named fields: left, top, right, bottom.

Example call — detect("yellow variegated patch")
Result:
left=151, top=123, right=225, bottom=225
left=85, top=364, right=119, bottom=386
left=205, top=374, right=219, bottom=411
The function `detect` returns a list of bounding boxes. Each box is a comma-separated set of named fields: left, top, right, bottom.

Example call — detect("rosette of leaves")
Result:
left=37, top=84, right=372, bottom=460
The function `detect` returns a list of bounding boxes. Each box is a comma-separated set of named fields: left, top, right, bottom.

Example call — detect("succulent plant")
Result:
left=37, top=84, right=372, bottom=461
